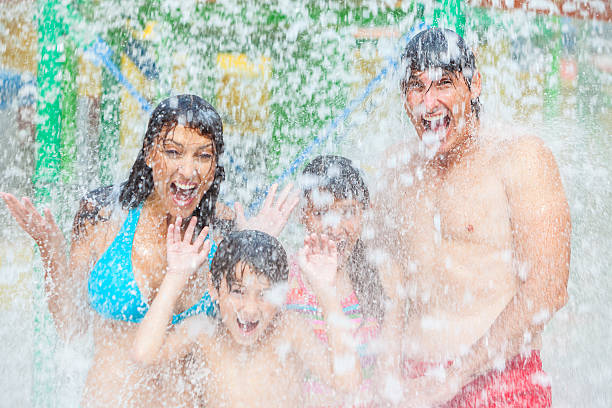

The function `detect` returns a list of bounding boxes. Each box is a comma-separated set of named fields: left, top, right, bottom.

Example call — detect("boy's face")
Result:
left=216, top=263, right=281, bottom=347
left=301, top=190, right=363, bottom=264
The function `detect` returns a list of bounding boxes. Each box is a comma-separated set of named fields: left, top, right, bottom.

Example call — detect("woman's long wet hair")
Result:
left=74, top=95, right=224, bottom=236
left=301, top=155, right=386, bottom=324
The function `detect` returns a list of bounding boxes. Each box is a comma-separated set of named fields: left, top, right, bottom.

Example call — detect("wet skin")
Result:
left=372, top=67, right=569, bottom=405
left=301, top=194, right=365, bottom=299
left=301, top=194, right=363, bottom=264
left=131, top=229, right=362, bottom=408
left=65, top=125, right=217, bottom=407
left=215, top=264, right=282, bottom=348
left=195, top=266, right=307, bottom=407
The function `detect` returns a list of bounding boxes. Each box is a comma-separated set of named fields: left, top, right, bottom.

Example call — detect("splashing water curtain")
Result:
left=0, top=0, right=608, bottom=406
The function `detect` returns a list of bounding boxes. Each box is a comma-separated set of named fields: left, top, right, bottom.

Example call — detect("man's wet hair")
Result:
left=300, top=155, right=386, bottom=323
left=301, top=155, right=370, bottom=209
left=211, top=230, right=289, bottom=291
left=400, top=28, right=481, bottom=118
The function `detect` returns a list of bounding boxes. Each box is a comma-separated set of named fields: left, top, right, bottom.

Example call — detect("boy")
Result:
left=131, top=216, right=362, bottom=407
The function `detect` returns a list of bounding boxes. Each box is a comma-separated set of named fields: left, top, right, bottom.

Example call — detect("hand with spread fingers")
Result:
left=166, top=216, right=212, bottom=287
left=235, top=182, right=299, bottom=237
left=297, top=233, right=339, bottom=300
left=1, top=192, right=66, bottom=254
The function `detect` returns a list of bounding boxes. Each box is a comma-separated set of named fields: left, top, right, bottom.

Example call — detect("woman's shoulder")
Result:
left=73, top=185, right=125, bottom=240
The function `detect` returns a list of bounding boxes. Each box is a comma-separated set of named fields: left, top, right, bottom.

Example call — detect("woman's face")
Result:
left=146, top=124, right=217, bottom=219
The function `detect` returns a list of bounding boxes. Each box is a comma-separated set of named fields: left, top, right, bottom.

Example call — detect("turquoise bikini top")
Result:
left=88, top=206, right=217, bottom=324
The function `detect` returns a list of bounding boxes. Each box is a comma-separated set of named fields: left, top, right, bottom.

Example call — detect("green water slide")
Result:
left=34, top=0, right=65, bottom=405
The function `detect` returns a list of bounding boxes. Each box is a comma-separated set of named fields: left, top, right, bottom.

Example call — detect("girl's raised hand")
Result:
left=1, top=193, right=64, bottom=250
left=235, top=183, right=299, bottom=237
left=166, top=216, right=211, bottom=286
left=297, top=233, right=339, bottom=295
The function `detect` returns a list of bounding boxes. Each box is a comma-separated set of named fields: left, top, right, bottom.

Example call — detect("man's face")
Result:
left=403, top=68, right=480, bottom=156
left=216, top=263, right=281, bottom=347
left=301, top=191, right=363, bottom=264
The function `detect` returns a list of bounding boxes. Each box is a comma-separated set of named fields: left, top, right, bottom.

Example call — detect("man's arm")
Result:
left=402, top=136, right=571, bottom=406
left=440, top=136, right=571, bottom=393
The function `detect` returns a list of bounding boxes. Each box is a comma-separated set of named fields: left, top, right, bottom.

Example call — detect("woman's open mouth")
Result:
left=170, top=181, right=198, bottom=207
left=237, top=317, right=259, bottom=335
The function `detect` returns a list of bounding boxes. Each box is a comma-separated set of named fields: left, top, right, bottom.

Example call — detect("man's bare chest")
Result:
left=399, top=166, right=512, bottom=250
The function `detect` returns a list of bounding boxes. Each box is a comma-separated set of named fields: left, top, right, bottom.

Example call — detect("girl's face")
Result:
left=301, top=190, right=363, bottom=265
left=146, top=124, right=217, bottom=219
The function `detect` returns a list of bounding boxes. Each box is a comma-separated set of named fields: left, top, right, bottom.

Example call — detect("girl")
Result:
left=287, top=155, right=387, bottom=407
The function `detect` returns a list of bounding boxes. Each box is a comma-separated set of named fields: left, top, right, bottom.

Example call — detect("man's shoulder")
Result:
left=482, top=133, right=561, bottom=193
left=483, top=133, right=555, bottom=172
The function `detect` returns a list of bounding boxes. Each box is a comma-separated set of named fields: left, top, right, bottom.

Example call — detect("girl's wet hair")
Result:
left=73, top=95, right=225, bottom=237
left=400, top=28, right=481, bottom=118
left=301, top=155, right=385, bottom=323
left=301, top=155, right=369, bottom=208
left=211, top=230, right=289, bottom=291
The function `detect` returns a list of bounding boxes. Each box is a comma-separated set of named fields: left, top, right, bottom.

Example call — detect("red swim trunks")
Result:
left=443, top=351, right=552, bottom=408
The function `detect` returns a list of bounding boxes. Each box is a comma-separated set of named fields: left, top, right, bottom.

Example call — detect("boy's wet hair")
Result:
left=400, top=28, right=481, bottom=118
left=300, top=155, right=369, bottom=208
left=300, top=155, right=385, bottom=323
left=211, top=230, right=289, bottom=291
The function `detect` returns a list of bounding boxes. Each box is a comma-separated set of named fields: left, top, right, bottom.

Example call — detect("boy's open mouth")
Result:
left=237, top=317, right=259, bottom=334
left=170, top=181, right=198, bottom=206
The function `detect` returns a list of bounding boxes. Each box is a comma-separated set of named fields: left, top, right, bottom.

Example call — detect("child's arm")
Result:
left=131, top=216, right=213, bottom=365
left=292, top=233, right=362, bottom=392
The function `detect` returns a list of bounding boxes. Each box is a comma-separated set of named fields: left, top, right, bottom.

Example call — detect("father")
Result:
left=373, top=28, right=571, bottom=407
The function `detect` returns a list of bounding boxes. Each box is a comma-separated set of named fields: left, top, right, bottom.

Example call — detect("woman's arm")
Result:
left=131, top=216, right=212, bottom=365
left=1, top=193, right=96, bottom=340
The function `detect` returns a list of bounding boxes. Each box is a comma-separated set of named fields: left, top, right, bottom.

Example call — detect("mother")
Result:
left=3, top=95, right=228, bottom=407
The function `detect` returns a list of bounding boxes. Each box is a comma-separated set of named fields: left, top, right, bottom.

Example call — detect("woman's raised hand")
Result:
left=297, top=233, right=339, bottom=296
left=166, top=216, right=212, bottom=286
left=234, top=183, right=299, bottom=237
left=1, top=192, right=64, bottom=250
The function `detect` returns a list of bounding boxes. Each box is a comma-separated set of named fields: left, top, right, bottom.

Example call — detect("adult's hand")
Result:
left=234, top=183, right=299, bottom=237
left=1, top=192, right=64, bottom=251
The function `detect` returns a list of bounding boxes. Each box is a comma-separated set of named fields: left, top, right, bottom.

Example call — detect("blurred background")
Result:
left=0, top=1, right=610, bottom=406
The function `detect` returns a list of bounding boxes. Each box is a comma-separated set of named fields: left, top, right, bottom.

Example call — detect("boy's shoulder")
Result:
left=179, top=314, right=218, bottom=350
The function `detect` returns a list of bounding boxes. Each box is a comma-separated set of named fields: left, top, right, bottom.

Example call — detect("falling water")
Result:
left=0, top=1, right=610, bottom=407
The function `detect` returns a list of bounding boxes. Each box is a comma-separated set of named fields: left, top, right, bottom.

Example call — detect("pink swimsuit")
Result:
left=285, top=258, right=380, bottom=407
